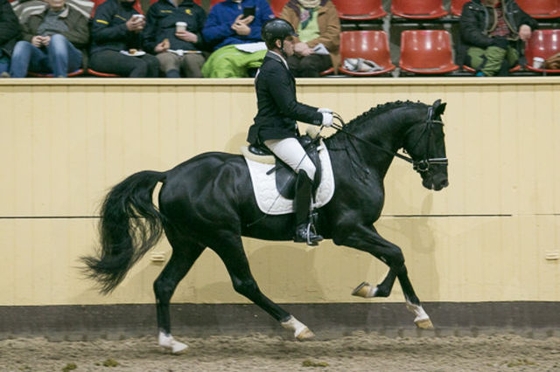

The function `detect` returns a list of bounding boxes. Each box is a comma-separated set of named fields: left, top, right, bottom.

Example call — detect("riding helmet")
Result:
left=261, top=18, right=297, bottom=46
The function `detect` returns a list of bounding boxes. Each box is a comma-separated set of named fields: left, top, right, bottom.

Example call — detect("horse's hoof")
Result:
left=351, top=282, right=377, bottom=298
left=295, top=327, right=315, bottom=341
left=415, top=318, right=434, bottom=330
left=158, top=332, right=189, bottom=354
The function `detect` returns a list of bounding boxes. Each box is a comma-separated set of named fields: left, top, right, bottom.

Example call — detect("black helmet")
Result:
left=261, top=18, right=297, bottom=46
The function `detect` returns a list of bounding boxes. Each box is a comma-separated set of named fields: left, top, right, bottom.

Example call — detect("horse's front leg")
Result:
left=338, top=226, right=433, bottom=329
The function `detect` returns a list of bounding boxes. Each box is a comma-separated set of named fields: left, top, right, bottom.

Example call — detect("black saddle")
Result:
left=249, top=135, right=322, bottom=199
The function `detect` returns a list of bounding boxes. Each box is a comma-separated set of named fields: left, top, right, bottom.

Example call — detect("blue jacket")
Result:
left=202, top=0, right=274, bottom=51
left=143, top=0, right=206, bottom=53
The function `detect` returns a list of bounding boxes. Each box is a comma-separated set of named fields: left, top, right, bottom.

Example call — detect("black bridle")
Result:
left=330, top=108, right=448, bottom=173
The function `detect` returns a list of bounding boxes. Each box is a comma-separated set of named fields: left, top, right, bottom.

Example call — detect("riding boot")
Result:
left=293, top=171, right=323, bottom=246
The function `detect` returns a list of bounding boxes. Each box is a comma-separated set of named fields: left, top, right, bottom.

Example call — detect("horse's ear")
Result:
left=432, top=99, right=446, bottom=117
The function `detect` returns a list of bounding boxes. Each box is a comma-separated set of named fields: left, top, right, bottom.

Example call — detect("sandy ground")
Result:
left=1, top=332, right=560, bottom=372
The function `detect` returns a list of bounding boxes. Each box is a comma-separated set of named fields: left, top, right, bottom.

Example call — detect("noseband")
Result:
left=331, top=107, right=448, bottom=173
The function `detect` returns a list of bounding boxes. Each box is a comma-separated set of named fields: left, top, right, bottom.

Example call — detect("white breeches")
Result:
left=264, top=138, right=316, bottom=180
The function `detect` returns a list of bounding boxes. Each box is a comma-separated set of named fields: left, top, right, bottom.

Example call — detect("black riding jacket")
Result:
left=247, top=51, right=323, bottom=146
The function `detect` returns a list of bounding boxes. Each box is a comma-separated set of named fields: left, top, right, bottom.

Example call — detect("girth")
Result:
left=248, top=135, right=323, bottom=199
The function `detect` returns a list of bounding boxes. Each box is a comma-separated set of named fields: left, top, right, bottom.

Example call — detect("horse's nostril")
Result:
left=440, top=179, right=449, bottom=188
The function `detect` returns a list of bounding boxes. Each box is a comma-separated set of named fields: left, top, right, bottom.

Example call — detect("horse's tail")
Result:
left=81, top=170, right=166, bottom=294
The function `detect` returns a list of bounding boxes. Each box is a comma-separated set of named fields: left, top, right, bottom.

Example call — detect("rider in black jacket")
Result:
left=246, top=18, right=333, bottom=246
left=459, top=0, right=538, bottom=76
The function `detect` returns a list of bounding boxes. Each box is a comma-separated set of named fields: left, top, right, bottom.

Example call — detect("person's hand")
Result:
left=294, top=42, right=312, bottom=57
left=175, top=30, right=198, bottom=43
left=492, top=37, right=509, bottom=49
left=126, top=15, right=145, bottom=32
left=31, top=35, right=43, bottom=47
left=155, top=38, right=170, bottom=53
left=41, top=35, right=51, bottom=46
left=519, top=24, right=532, bottom=42
left=321, top=112, right=333, bottom=127
left=318, top=108, right=333, bottom=114
left=231, top=14, right=253, bottom=36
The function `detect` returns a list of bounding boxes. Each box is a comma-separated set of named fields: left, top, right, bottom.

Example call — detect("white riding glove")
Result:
left=321, top=112, right=333, bottom=127
left=318, top=107, right=333, bottom=114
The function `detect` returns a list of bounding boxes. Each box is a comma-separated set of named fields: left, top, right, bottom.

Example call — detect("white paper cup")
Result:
left=175, top=22, right=187, bottom=32
left=132, top=14, right=144, bottom=21
left=533, top=57, right=545, bottom=69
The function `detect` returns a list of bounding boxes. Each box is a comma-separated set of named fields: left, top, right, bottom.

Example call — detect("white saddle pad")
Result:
left=242, top=142, right=335, bottom=215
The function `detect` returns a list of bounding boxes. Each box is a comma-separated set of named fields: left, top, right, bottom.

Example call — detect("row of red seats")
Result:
left=337, top=28, right=560, bottom=76
left=262, top=0, right=559, bottom=21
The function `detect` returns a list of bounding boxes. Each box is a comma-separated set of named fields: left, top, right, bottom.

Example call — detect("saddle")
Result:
left=248, top=135, right=323, bottom=199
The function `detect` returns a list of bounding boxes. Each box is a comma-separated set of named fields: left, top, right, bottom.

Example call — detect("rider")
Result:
left=246, top=18, right=334, bottom=246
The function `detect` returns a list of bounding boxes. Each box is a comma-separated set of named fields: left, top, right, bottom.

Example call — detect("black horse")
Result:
left=82, top=100, right=449, bottom=353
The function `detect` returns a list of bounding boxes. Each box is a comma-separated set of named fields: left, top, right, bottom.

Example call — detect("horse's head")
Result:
left=403, top=99, right=449, bottom=191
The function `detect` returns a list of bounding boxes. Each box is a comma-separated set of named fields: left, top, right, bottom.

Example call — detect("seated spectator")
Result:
left=143, top=0, right=206, bottom=78
left=10, top=0, right=89, bottom=78
left=280, top=0, right=340, bottom=77
left=0, top=0, right=21, bottom=77
left=90, top=0, right=159, bottom=77
left=459, top=0, right=538, bottom=76
left=201, top=0, right=274, bottom=78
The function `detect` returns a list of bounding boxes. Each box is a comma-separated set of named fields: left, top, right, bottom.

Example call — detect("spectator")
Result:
left=280, top=0, right=340, bottom=77
left=90, top=0, right=159, bottom=77
left=143, top=0, right=206, bottom=78
left=9, top=0, right=88, bottom=77
left=246, top=19, right=333, bottom=245
left=201, top=0, right=274, bottom=78
left=0, top=0, right=21, bottom=77
left=459, top=0, right=538, bottom=76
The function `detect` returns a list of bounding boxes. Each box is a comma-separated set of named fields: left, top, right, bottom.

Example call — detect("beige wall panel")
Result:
left=0, top=78, right=559, bottom=307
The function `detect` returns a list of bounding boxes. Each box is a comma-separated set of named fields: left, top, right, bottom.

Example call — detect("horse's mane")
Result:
left=324, top=100, right=427, bottom=145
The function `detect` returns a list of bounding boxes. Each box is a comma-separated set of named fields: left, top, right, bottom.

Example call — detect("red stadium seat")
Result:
left=525, top=29, right=560, bottom=74
left=330, top=0, right=387, bottom=21
left=269, top=0, right=288, bottom=17
left=87, top=68, right=121, bottom=77
left=391, top=0, right=448, bottom=20
left=462, top=64, right=521, bottom=74
left=450, top=0, right=470, bottom=17
left=516, top=0, right=560, bottom=20
left=338, top=30, right=395, bottom=76
left=27, top=69, right=85, bottom=77
left=92, top=0, right=143, bottom=16
left=399, top=30, right=459, bottom=75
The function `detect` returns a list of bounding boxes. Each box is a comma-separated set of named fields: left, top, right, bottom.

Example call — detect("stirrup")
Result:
left=294, top=222, right=323, bottom=246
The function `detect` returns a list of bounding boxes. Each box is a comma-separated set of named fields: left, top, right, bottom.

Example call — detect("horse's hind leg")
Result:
left=212, top=236, right=315, bottom=341
left=154, top=231, right=206, bottom=353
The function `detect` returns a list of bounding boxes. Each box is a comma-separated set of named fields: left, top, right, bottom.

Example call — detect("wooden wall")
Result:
left=0, top=77, right=559, bottom=308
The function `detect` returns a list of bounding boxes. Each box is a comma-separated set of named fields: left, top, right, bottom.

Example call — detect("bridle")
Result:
left=330, top=106, right=448, bottom=173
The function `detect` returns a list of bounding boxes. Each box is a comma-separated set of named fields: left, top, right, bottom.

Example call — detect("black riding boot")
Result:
left=293, top=171, right=323, bottom=246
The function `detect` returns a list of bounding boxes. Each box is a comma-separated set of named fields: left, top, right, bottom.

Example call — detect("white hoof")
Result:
left=415, top=318, right=434, bottom=329
left=158, top=332, right=189, bottom=354
left=281, top=316, right=315, bottom=341
left=296, top=327, right=315, bottom=341
left=406, top=302, right=434, bottom=329
left=351, top=282, right=378, bottom=298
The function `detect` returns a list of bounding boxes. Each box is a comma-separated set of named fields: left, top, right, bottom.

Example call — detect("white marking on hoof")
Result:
left=405, top=301, right=434, bottom=329
left=281, top=316, right=315, bottom=341
left=158, top=331, right=189, bottom=354
left=351, top=282, right=378, bottom=298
